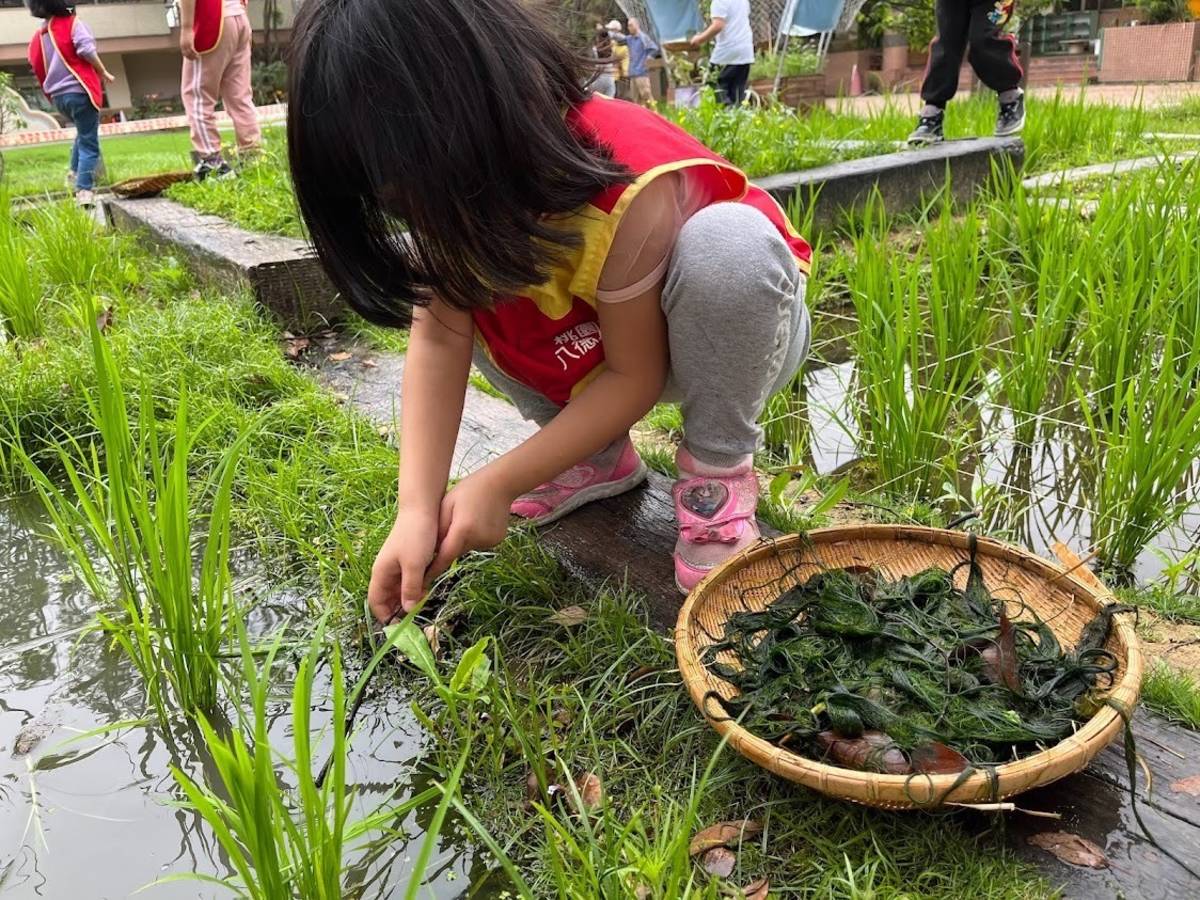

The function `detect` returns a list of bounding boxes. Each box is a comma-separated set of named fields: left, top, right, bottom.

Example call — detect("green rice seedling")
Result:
left=1141, top=662, right=1200, bottom=729
left=11, top=309, right=250, bottom=722
left=995, top=259, right=1085, bottom=448
left=1076, top=339, right=1200, bottom=574
left=920, top=192, right=993, bottom=392
left=170, top=622, right=442, bottom=899
left=845, top=202, right=971, bottom=500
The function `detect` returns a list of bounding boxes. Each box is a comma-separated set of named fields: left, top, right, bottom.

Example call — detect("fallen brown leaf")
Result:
left=525, top=771, right=541, bottom=803
left=361, top=358, right=379, bottom=368
left=422, top=624, right=441, bottom=658
left=327, top=351, right=352, bottom=362
left=633, top=885, right=650, bottom=900
left=701, top=846, right=736, bottom=878
left=1171, top=774, right=1200, bottom=797
left=95, top=308, right=114, bottom=333
left=742, top=878, right=770, bottom=900
left=630, top=665, right=659, bottom=681
left=552, top=706, right=574, bottom=728
left=284, top=337, right=310, bottom=359
left=1027, top=831, right=1108, bottom=869
left=548, top=605, right=588, bottom=628
left=574, top=771, right=603, bottom=810
left=689, top=820, right=763, bottom=856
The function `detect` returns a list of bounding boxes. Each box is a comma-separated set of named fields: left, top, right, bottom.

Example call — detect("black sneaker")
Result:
left=193, top=158, right=236, bottom=181
left=907, top=110, right=944, bottom=146
left=996, top=93, right=1025, bottom=137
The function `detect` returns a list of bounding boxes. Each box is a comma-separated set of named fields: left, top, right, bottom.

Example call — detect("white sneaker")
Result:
left=75, top=189, right=95, bottom=208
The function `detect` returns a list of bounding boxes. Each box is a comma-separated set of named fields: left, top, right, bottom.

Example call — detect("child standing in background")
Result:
left=287, top=0, right=813, bottom=623
left=26, top=0, right=116, bottom=207
left=177, top=0, right=260, bottom=179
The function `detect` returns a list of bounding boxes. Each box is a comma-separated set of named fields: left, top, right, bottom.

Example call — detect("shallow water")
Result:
left=796, top=311, right=1200, bottom=582
left=0, top=494, right=490, bottom=898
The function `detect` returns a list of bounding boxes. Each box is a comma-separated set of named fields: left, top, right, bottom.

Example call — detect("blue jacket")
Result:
left=621, top=33, right=658, bottom=77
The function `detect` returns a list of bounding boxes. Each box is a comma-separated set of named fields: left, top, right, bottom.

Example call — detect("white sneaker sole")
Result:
left=519, top=458, right=649, bottom=527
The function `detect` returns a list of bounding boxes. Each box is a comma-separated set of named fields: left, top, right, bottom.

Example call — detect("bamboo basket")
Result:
left=109, top=171, right=194, bottom=199
left=675, top=525, right=1142, bottom=809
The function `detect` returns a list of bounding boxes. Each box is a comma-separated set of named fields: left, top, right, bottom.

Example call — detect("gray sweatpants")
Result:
left=473, top=202, right=812, bottom=467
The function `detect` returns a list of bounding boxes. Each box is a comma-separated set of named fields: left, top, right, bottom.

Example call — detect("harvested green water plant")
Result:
left=702, top=558, right=1124, bottom=773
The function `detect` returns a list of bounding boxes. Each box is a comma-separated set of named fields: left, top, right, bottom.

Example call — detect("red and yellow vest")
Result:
left=27, top=16, right=103, bottom=110
left=193, top=0, right=233, bottom=55
left=472, top=96, right=812, bottom=408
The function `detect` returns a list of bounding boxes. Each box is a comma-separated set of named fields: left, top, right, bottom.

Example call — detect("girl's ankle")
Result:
left=676, top=445, right=753, bottom=477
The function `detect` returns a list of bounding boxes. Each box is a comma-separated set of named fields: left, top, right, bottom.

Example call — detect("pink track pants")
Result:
left=180, top=14, right=262, bottom=161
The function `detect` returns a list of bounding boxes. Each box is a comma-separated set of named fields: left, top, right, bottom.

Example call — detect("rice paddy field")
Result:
left=2, top=87, right=1200, bottom=898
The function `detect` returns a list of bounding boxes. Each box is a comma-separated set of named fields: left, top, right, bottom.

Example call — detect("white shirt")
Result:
left=710, top=0, right=754, bottom=66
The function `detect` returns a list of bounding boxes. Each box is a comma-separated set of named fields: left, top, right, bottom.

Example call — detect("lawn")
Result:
left=1, top=127, right=204, bottom=198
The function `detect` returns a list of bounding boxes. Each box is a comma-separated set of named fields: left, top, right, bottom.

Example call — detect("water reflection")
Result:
left=0, top=495, right=483, bottom=898
left=795, top=313, right=1199, bottom=581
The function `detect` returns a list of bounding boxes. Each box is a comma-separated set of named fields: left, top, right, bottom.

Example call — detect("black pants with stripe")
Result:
left=921, top=0, right=1023, bottom=108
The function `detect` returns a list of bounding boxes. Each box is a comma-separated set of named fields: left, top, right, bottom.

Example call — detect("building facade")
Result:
left=1, top=0, right=297, bottom=115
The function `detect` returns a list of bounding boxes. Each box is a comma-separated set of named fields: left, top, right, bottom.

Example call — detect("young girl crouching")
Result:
left=286, top=0, right=813, bottom=623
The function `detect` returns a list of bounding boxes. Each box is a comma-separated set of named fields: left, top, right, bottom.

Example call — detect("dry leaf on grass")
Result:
left=327, top=351, right=352, bottom=362
left=1027, top=832, right=1108, bottom=869
left=701, top=846, right=736, bottom=878
left=574, top=772, right=603, bottom=809
left=742, top=878, right=770, bottom=900
left=422, top=624, right=441, bottom=658
left=1170, top=774, right=1200, bottom=797
left=548, top=606, right=588, bottom=627
left=284, top=337, right=309, bottom=359
left=361, top=358, right=379, bottom=369
left=95, top=308, right=114, bottom=333
left=688, top=820, right=763, bottom=856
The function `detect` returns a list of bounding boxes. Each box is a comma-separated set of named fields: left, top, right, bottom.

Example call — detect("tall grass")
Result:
left=0, top=189, right=45, bottom=340
left=1077, top=338, right=1200, bottom=573
left=844, top=198, right=971, bottom=499
left=170, top=622, right=443, bottom=898
left=28, top=200, right=117, bottom=290
left=10, top=309, right=249, bottom=722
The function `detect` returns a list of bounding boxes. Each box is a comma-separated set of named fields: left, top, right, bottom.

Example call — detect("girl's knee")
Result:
left=667, top=204, right=801, bottom=312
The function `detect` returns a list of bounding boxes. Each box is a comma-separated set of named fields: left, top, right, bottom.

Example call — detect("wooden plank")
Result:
left=754, top=137, right=1025, bottom=228
left=1006, top=711, right=1200, bottom=899
left=104, top=196, right=341, bottom=332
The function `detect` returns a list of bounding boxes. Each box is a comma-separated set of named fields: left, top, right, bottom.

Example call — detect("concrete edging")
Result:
left=104, top=196, right=339, bottom=332
left=755, top=137, right=1025, bottom=226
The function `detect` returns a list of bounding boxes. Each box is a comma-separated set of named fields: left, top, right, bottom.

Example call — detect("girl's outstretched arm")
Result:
left=426, top=289, right=668, bottom=578
left=368, top=300, right=473, bottom=622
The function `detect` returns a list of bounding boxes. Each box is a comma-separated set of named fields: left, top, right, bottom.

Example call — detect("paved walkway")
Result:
left=827, top=82, right=1200, bottom=115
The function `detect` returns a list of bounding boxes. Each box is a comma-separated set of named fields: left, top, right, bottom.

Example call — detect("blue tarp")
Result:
left=643, top=0, right=704, bottom=42
left=787, top=0, right=845, bottom=33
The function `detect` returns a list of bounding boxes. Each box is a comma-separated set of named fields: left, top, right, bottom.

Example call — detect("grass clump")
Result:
left=166, top=128, right=301, bottom=236
left=9, top=310, right=249, bottom=723
left=404, top=537, right=1052, bottom=898
left=1141, top=663, right=1200, bottom=730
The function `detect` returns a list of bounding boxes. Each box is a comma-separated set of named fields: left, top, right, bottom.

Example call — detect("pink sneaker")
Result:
left=672, top=447, right=761, bottom=593
left=510, top=436, right=647, bottom=526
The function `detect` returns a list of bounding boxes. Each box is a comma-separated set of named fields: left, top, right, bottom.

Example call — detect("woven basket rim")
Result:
left=674, top=525, right=1142, bottom=807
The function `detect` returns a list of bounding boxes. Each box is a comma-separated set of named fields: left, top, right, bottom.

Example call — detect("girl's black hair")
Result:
left=287, top=0, right=632, bottom=326
left=27, top=0, right=74, bottom=18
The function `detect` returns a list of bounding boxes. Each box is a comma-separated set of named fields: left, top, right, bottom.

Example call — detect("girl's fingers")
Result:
left=427, top=528, right=466, bottom=585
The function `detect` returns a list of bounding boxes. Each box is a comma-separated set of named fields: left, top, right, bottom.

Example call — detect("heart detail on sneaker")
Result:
left=680, top=482, right=729, bottom=519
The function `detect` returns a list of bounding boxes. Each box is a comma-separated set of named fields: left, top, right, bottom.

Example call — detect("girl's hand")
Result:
left=426, top=471, right=514, bottom=582
left=101, top=69, right=116, bottom=84
left=367, top=507, right=440, bottom=623
left=179, top=33, right=198, bottom=61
